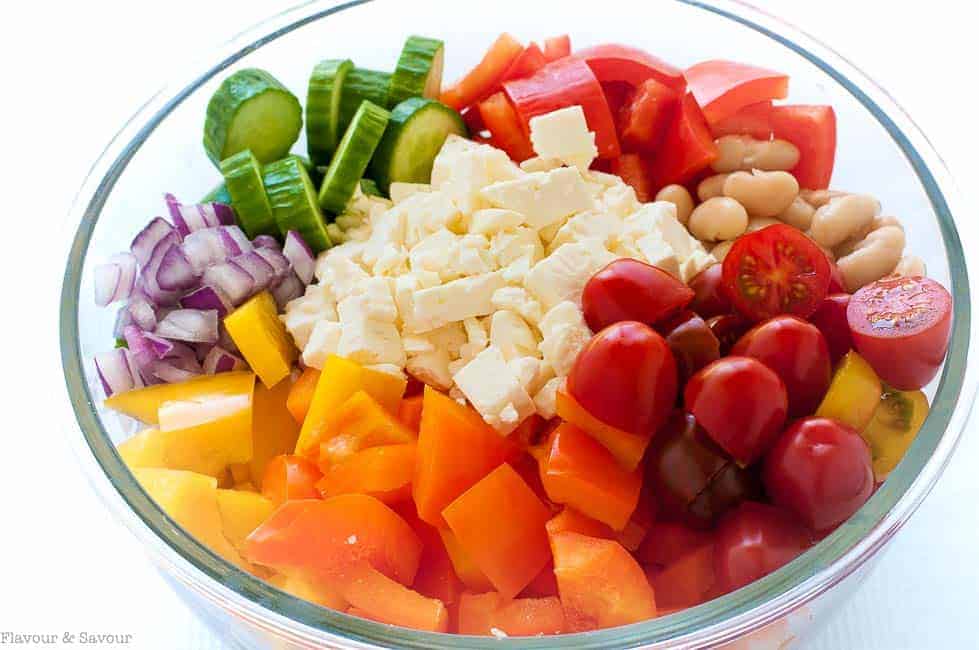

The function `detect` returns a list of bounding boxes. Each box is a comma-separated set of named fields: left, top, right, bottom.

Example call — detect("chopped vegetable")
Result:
left=646, top=93, right=718, bottom=188
left=439, top=33, right=524, bottom=110
left=219, top=150, right=277, bottom=238
left=306, top=59, right=354, bottom=165
left=685, top=60, right=789, bottom=125
left=862, top=386, right=929, bottom=481
left=285, top=367, right=320, bottom=424
left=282, top=230, right=315, bottom=284
left=316, top=443, right=416, bottom=504
left=224, top=291, right=297, bottom=388
left=478, top=91, right=534, bottom=161
left=815, top=350, right=883, bottom=432
left=617, top=77, right=679, bottom=153
left=319, top=101, right=390, bottom=214
left=389, top=36, right=445, bottom=106
left=770, top=104, right=837, bottom=189
left=94, top=253, right=137, bottom=306
left=574, top=43, right=686, bottom=92
left=457, top=592, right=565, bottom=636
left=260, top=454, right=322, bottom=506
left=542, top=35, right=571, bottom=62
left=249, top=380, right=301, bottom=489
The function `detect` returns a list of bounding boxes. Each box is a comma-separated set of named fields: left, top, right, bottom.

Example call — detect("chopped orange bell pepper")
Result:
left=341, top=563, right=449, bottom=632
left=316, top=444, right=416, bottom=504
left=413, top=387, right=514, bottom=526
left=555, top=388, right=650, bottom=471
left=106, top=371, right=255, bottom=424
left=261, top=455, right=322, bottom=507
left=286, top=367, right=320, bottom=425
left=551, top=531, right=657, bottom=630
left=224, top=291, right=297, bottom=388
left=440, top=33, right=524, bottom=110
left=316, top=390, right=416, bottom=469
left=438, top=528, right=494, bottom=593
left=540, top=423, right=642, bottom=531
left=479, top=91, right=535, bottom=162
left=457, top=591, right=565, bottom=636
left=442, top=464, right=552, bottom=599
left=509, top=450, right=553, bottom=507
left=521, top=561, right=560, bottom=598
left=397, top=394, right=425, bottom=433
left=268, top=573, right=347, bottom=610
left=397, top=505, right=464, bottom=606
left=250, top=380, right=301, bottom=489
left=546, top=507, right=616, bottom=541
left=637, top=521, right=713, bottom=569
left=647, top=544, right=715, bottom=609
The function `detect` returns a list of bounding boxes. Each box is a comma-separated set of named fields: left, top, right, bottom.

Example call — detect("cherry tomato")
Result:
left=714, top=501, right=812, bottom=593
left=688, top=264, right=730, bottom=318
left=809, top=294, right=852, bottom=364
left=687, top=462, right=760, bottom=527
left=763, top=417, right=874, bottom=531
left=722, top=224, right=831, bottom=321
left=582, top=258, right=694, bottom=331
left=658, top=311, right=721, bottom=385
left=731, top=316, right=831, bottom=417
left=684, top=357, right=788, bottom=465
left=826, top=256, right=846, bottom=294
left=567, top=321, right=678, bottom=437
left=706, top=313, right=751, bottom=355
left=646, top=411, right=727, bottom=518
left=847, top=276, right=952, bottom=390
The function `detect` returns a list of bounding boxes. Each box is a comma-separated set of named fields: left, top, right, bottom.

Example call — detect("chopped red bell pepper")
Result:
left=601, top=81, right=634, bottom=119
left=504, top=57, right=620, bottom=158
left=502, top=42, right=548, bottom=82
left=710, top=100, right=774, bottom=139
left=618, top=77, right=680, bottom=153
left=440, top=33, right=524, bottom=110
left=576, top=44, right=686, bottom=93
left=685, top=59, right=789, bottom=125
left=542, top=35, right=571, bottom=62
left=609, top=154, right=655, bottom=202
left=770, top=104, right=837, bottom=190
left=478, top=91, right=535, bottom=162
left=646, top=93, right=719, bottom=189
left=461, top=107, right=486, bottom=137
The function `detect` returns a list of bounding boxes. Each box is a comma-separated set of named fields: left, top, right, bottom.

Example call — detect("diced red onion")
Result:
left=283, top=230, right=316, bottom=285
left=220, top=226, right=253, bottom=258
left=113, top=307, right=133, bottom=339
left=131, top=217, right=180, bottom=267
left=94, top=348, right=144, bottom=397
left=126, top=290, right=158, bottom=330
left=272, top=271, right=304, bottom=310
left=203, top=346, right=247, bottom=374
left=231, top=250, right=275, bottom=291
left=156, top=245, right=200, bottom=291
left=94, top=252, right=137, bottom=306
left=202, top=263, right=254, bottom=305
left=149, top=360, right=201, bottom=383
left=166, top=194, right=236, bottom=236
left=155, top=309, right=219, bottom=343
left=252, top=235, right=280, bottom=250
left=253, top=247, right=291, bottom=281
left=179, top=285, right=233, bottom=318
left=182, top=228, right=227, bottom=274
left=139, top=242, right=182, bottom=305
left=124, top=325, right=174, bottom=367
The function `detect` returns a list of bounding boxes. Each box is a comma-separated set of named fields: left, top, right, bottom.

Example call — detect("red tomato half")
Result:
left=575, top=43, right=687, bottom=92
left=722, top=224, right=831, bottom=322
left=706, top=313, right=751, bottom=355
left=809, top=294, right=853, bottom=364
left=847, top=276, right=952, bottom=390
left=770, top=105, right=837, bottom=190
left=763, top=417, right=874, bottom=531
left=714, top=502, right=812, bottom=593
left=618, top=77, right=679, bottom=153
left=658, top=311, right=721, bottom=386
left=583, top=258, right=694, bottom=331
left=685, top=60, right=789, bottom=126
left=731, top=316, right=831, bottom=417
left=646, top=93, right=719, bottom=189
left=710, top=100, right=773, bottom=140
left=684, top=357, right=787, bottom=465
left=688, top=264, right=730, bottom=319
left=567, top=321, right=677, bottom=439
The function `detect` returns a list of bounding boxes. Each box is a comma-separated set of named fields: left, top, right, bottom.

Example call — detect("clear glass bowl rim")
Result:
left=59, top=1, right=978, bottom=647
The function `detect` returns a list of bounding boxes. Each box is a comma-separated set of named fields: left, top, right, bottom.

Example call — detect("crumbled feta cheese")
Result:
left=525, top=240, right=616, bottom=311
left=636, top=233, right=681, bottom=278
left=533, top=376, right=565, bottom=419
left=480, top=167, right=594, bottom=231
left=491, top=287, right=543, bottom=325
left=407, top=349, right=453, bottom=390
left=433, top=136, right=523, bottom=214
left=301, top=320, right=342, bottom=369
left=316, top=255, right=370, bottom=300
left=520, top=156, right=564, bottom=173
left=601, top=182, right=642, bottom=219
left=508, top=356, right=542, bottom=392
left=411, top=271, right=507, bottom=333
left=389, top=182, right=431, bottom=204
left=585, top=169, right=623, bottom=187
left=500, top=254, right=535, bottom=286
left=452, top=346, right=536, bottom=434
left=470, top=208, right=525, bottom=235
left=365, top=364, right=405, bottom=379
left=409, top=228, right=460, bottom=278
left=679, top=250, right=717, bottom=284
left=490, top=227, right=545, bottom=267
left=348, top=277, right=398, bottom=322
left=547, top=209, right=623, bottom=252
left=337, top=294, right=405, bottom=366
left=281, top=284, right=338, bottom=348
left=489, top=310, right=539, bottom=361
left=538, top=301, right=593, bottom=377
left=528, top=106, right=598, bottom=170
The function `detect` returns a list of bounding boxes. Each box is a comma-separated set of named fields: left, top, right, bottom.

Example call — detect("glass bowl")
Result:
left=60, top=0, right=977, bottom=647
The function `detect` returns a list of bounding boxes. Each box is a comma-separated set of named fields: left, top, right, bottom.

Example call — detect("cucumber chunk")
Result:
left=306, top=59, right=354, bottom=166
left=338, top=68, right=392, bottom=137
left=220, top=150, right=277, bottom=238
left=318, top=101, right=390, bottom=214
left=369, top=97, right=467, bottom=192
left=201, top=182, right=232, bottom=205
left=264, top=156, right=332, bottom=253
left=388, top=36, right=444, bottom=106
left=204, top=69, right=302, bottom=166
left=359, top=178, right=383, bottom=198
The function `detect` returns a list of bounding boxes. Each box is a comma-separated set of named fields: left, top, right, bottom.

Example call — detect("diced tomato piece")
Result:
left=685, top=60, right=789, bottom=125
left=637, top=521, right=714, bottom=569
left=646, top=544, right=716, bottom=609
left=504, top=57, right=621, bottom=158
left=575, top=43, right=686, bottom=93
left=609, top=153, right=655, bottom=202
left=315, top=443, right=415, bottom=504
left=502, top=42, right=548, bottom=82
left=261, top=455, right=322, bottom=507
left=770, top=105, right=837, bottom=190
left=440, top=33, right=524, bottom=110
left=286, top=367, right=320, bottom=425
left=542, top=34, right=571, bottom=62
left=618, top=77, right=680, bottom=153
left=710, top=100, right=774, bottom=139
left=341, top=563, right=449, bottom=632
left=397, top=395, right=424, bottom=433
left=457, top=592, right=565, bottom=636
left=478, top=91, right=535, bottom=162
left=646, top=93, right=719, bottom=189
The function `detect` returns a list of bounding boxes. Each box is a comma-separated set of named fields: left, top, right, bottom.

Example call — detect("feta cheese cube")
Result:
left=480, top=167, right=594, bottom=231
left=490, top=227, right=544, bottom=267
left=533, top=376, right=565, bottom=419
left=520, top=156, right=564, bottom=173
left=490, top=310, right=539, bottom=361
left=432, top=137, right=523, bottom=215
left=491, top=287, right=543, bottom=325
left=316, top=255, right=370, bottom=300
left=500, top=254, right=535, bottom=286
left=348, top=277, right=398, bottom=322
left=463, top=317, right=488, bottom=348
left=337, top=294, right=405, bottom=366
left=302, top=321, right=342, bottom=369
left=547, top=209, right=623, bottom=253
left=365, top=364, right=406, bottom=379
left=409, top=228, right=460, bottom=277
left=411, top=271, right=507, bottom=333
left=585, top=170, right=623, bottom=187
left=390, top=182, right=431, bottom=204
left=407, top=348, right=453, bottom=390
left=528, top=106, right=598, bottom=170
left=525, top=239, right=616, bottom=311
left=452, top=346, right=536, bottom=434
left=470, top=209, right=525, bottom=235
left=636, top=234, right=680, bottom=278
left=601, top=183, right=642, bottom=219
left=539, top=301, right=592, bottom=377
left=397, top=191, right=464, bottom=249
left=679, top=249, right=717, bottom=283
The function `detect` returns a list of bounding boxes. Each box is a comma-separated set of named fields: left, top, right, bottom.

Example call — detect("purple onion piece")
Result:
left=166, top=194, right=236, bottom=236
left=231, top=250, right=276, bottom=291
left=126, top=290, right=158, bottom=331
left=94, top=252, right=138, bottom=306
left=213, top=203, right=236, bottom=226
left=164, top=341, right=204, bottom=371
left=283, top=230, right=316, bottom=285
left=124, top=325, right=176, bottom=369
left=202, top=263, right=254, bottom=305
left=113, top=307, right=134, bottom=340
left=94, top=348, right=143, bottom=397
left=203, top=346, right=247, bottom=374
left=219, top=225, right=253, bottom=258
left=179, top=285, right=233, bottom=318
left=182, top=228, right=228, bottom=274
left=131, top=217, right=179, bottom=267
left=156, top=245, right=200, bottom=291
left=149, top=360, right=201, bottom=383
left=218, top=325, right=239, bottom=354
left=272, top=271, right=304, bottom=310
left=154, top=309, right=220, bottom=344
left=252, top=235, right=280, bottom=250
left=253, top=247, right=291, bottom=281
left=139, top=235, right=182, bottom=305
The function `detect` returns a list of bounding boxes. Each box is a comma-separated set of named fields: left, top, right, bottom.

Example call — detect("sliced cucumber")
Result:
left=220, top=150, right=277, bottom=238
left=360, top=178, right=383, bottom=197
left=388, top=36, right=444, bottom=106
left=201, top=182, right=232, bottom=204
left=318, top=101, right=390, bottom=214
left=338, top=68, right=392, bottom=137
left=264, top=156, right=332, bottom=253
left=369, top=97, right=467, bottom=192
left=204, top=69, right=302, bottom=166
left=306, top=59, right=353, bottom=166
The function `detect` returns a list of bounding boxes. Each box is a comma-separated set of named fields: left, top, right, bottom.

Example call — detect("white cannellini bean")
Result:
left=688, top=197, right=749, bottom=242
left=712, top=135, right=801, bottom=173
left=711, top=239, right=736, bottom=261
left=893, top=254, right=927, bottom=278
left=655, top=184, right=695, bottom=225
left=697, top=173, right=730, bottom=202
left=745, top=216, right=781, bottom=233
left=834, top=215, right=903, bottom=258
left=807, top=194, right=881, bottom=249
left=722, top=170, right=799, bottom=218
left=800, top=188, right=848, bottom=208
left=836, top=225, right=906, bottom=292
left=776, top=196, right=816, bottom=230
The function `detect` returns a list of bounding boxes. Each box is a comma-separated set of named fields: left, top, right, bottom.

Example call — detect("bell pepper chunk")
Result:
left=397, top=394, right=425, bottom=433
left=440, top=33, right=524, bottom=110
left=504, top=57, right=621, bottom=158
left=502, top=42, right=548, bottom=82
left=618, top=77, right=680, bottom=153
left=341, top=563, right=449, bottom=632
left=438, top=528, right=494, bottom=593
left=316, top=443, right=415, bottom=504
left=478, top=91, right=535, bottom=162
left=286, top=367, right=320, bottom=425
left=861, top=386, right=929, bottom=482
left=575, top=43, right=686, bottom=93
left=540, top=423, right=642, bottom=531
left=770, top=104, right=837, bottom=190
left=815, top=351, right=882, bottom=432
left=551, top=531, right=657, bottom=630
left=442, top=464, right=552, bottom=599
left=546, top=507, right=616, bottom=541
left=685, top=60, right=789, bottom=125
left=105, top=371, right=255, bottom=424
left=609, top=154, right=655, bottom=202
left=521, top=561, right=560, bottom=598
left=250, top=380, right=301, bottom=489
left=413, top=386, right=514, bottom=526
left=268, top=573, right=347, bottom=610
left=245, top=495, right=422, bottom=586
left=295, top=355, right=407, bottom=459
left=224, top=291, right=297, bottom=388
left=215, top=489, right=274, bottom=554
left=555, top=388, right=650, bottom=471
left=396, top=504, right=464, bottom=605
left=261, top=455, right=323, bottom=507
left=647, top=543, right=716, bottom=609
left=710, top=100, right=774, bottom=139
left=457, top=592, right=565, bottom=636
left=316, top=391, right=416, bottom=468
left=542, top=35, right=571, bottom=62
left=646, top=93, right=719, bottom=189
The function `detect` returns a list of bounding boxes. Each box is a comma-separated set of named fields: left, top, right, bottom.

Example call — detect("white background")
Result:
left=3, top=1, right=977, bottom=648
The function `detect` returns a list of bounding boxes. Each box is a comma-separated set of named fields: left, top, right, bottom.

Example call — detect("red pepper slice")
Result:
left=618, top=77, right=680, bottom=153
left=770, top=105, right=837, bottom=190
left=542, top=35, right=571, bottom=62
left=646, top=93, right=718, bottom=189
left=575, top=43, right=686, bottom=93
left=501, top=42, right=548, bottom=83
left=685, top=60, right=789, bottom=125
left=440, top=33, right=524, bottom=111
left=710, top=100, right=774, bottom=140
left=609, top=154, right=654, bottom=202
left=478, top=91, right=535, bottom=162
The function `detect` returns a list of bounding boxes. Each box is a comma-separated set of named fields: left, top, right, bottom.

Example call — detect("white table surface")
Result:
left=7, top=0, right=978, bottom=648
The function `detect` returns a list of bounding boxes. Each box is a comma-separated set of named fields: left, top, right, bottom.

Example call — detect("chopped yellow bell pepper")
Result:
left=224, top=291, right=297, bottom=388
left=229, top=463, right=251, bottom=485
left=215, top=489, right=274, bottom=554
left=861, top=387, right=929, bottom=482
left=816, top=351, right=882, bottom=432
left=105, top=371, right=255, bottom=424
left=249, top=379, right=301, bottom=489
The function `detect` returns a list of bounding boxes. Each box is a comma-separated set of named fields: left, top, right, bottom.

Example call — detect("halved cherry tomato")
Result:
left=440, top=33, right=524, bottom=110
left=261, top=455, right=323, bottom=507
left=687, top=462, right=760, bottom=527
left=809, top=294, right=853, bottom=364
left=608, top=154, right=654, bottom=202
left=646, top=93, right=718, bottom=189
left=685, top=60, right=789, bottom=126
left=731, top=316, right=832, bottom=417
left=582, top=258, right=694, bottom=331
left=567, top=321, right=677, bottom=440
left=478, top=91, right=535, bottom=161
left=684, top=357, right=787, bottom=465
left=657, top=311, right=720, bottom=385
left=688, top=264, right=730, bottom=318
left=862, top=387, right=929, bottom=482
left=706, top=313, right=751, bottom=355
left=714, top=502, right=812, bottom=593
left=722, top=224, right=831, bottom=322
left=618, top=77, right=679, bottom=153
left=847, top=276, right=952, bottom=390
left=770, top=105, right=837, bottom=190
left=575, top=43, right=686, bottom=92
left=542, top=34, right=571, bottom=62
left=763, top=417, right=874, bottom=531
left=710, top=100, right=773, bottom=139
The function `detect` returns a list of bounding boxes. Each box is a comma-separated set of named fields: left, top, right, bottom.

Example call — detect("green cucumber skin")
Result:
left=264, top=156, right=333, bottom=253
left=307, top=59, right=354, bottom=166
left=369, top=97, right=467, bottom=193
left=338, top=69, right=392, bottom=137
left=202, top=182, right=233, bottom=205
left=318, top=101, right=390, bottom=214
left=203, top=69, right=302, bottom=166
left=359, top=178, right=383, bottom=197
left=220, top=150, right=278, bottom=238
left=388, top=36, right=444, bottom=106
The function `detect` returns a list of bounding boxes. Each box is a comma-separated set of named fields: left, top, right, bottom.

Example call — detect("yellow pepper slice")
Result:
left=105, top=371, right=255, bottom=424
left=816, top=351, right=882, bottom=432
left=224, top=291, right=297, bottom=388
left=861, top=387, right=929, bottom=482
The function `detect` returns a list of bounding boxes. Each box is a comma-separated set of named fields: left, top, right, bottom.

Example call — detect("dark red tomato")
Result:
left=731, top=316, right=831, bottom=417
left=582, top=258, right=694, bottom=331
left=658, top=311, right=721, bottom=385
left=684, top=357, right=788, bottom=465
left=646, top=411, right=727, bottom=518
left=687, top=462, right=760, bottom=527
left=763, top=417, right=874, bottom=531
left=567, top=320, right=677, bottom=437
left=808, top=294, right=852, bottom=364
left=688, top=263, right=729, bottom=319
left=847, top=276, right=952, bottom=390
left=826, top=256, right=846, bottom=294
left=714, top=501, right=812, bottom=593
left=637, top=520, right=713, bottom=569
left=706, top=313, right=752, bottom=355
left=722, top=224, right=831, bottom=322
